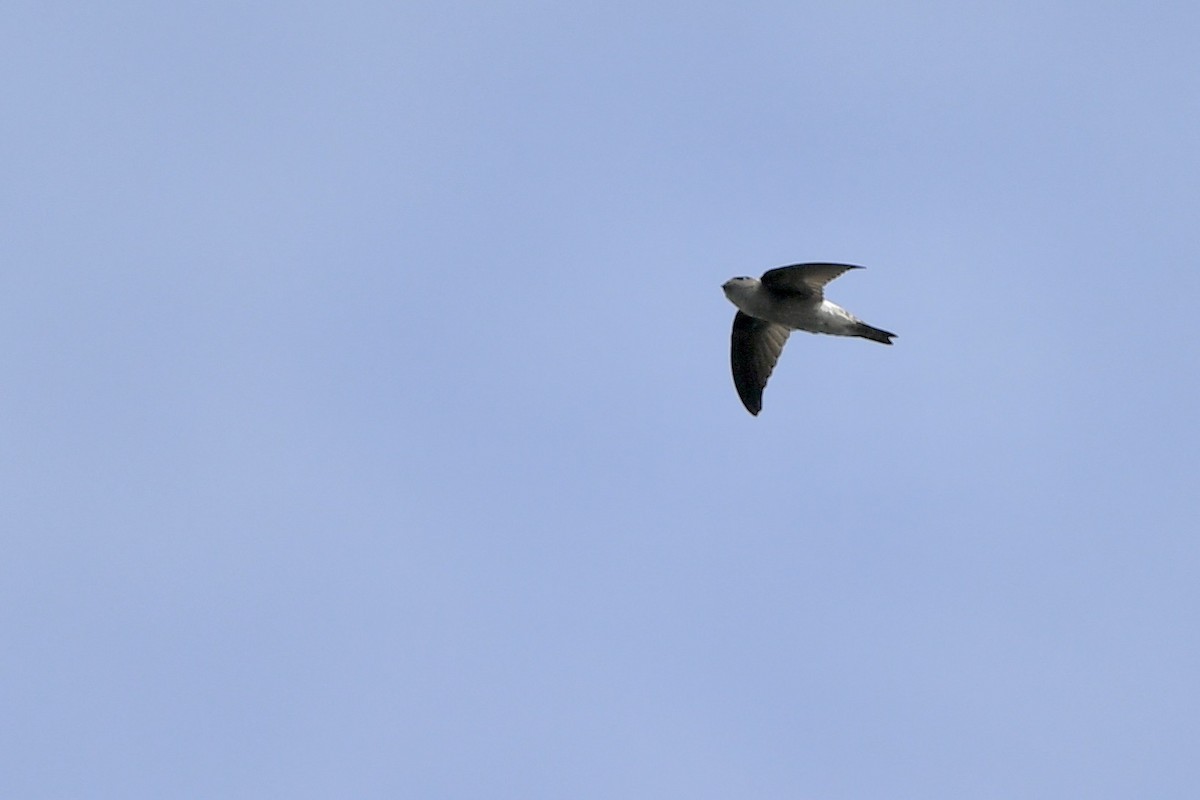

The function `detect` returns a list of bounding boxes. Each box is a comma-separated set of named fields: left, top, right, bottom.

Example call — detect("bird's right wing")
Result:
left=760, top=263, right=862, bottom=298
left=731, top=312, right=790, bottom=416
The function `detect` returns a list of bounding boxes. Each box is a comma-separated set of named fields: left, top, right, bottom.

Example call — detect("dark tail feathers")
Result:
left=856, top=323, right=896, bottom=345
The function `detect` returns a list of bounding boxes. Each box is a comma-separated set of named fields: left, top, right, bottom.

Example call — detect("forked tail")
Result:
left=855, top=322, right=896, bottom=345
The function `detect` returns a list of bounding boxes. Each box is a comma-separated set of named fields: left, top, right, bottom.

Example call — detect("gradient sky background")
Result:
left=5, top=2, right=1200, bottom=798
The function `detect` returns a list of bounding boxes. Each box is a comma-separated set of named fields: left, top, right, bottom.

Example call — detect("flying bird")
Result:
left=722, top=263, right=895, bottom=415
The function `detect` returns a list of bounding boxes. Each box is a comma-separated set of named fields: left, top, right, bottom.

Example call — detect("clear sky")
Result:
left=5, top=2, right=1200, bottom=797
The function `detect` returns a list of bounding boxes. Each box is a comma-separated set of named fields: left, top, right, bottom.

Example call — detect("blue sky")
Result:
left=5, top=2, right=1200, bottom=797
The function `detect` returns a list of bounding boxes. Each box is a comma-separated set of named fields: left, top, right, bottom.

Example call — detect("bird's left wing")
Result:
left=731, top=312, right=790, bottom=416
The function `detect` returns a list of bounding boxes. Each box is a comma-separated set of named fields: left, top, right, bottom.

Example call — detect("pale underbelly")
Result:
left=774, top=302, right=858, bottom=335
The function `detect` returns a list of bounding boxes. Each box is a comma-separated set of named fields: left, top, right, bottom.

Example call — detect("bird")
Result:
left=722, top=263, right=895, bottom=416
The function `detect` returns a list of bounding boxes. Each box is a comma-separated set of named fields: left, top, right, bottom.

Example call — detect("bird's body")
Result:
left=722, top=263, right=895, bottom=415
left=724, top=281, right=877, bottom=339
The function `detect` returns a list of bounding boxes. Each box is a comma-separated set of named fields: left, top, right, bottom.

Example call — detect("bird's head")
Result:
left=722, top=275, right=757, bottom=301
